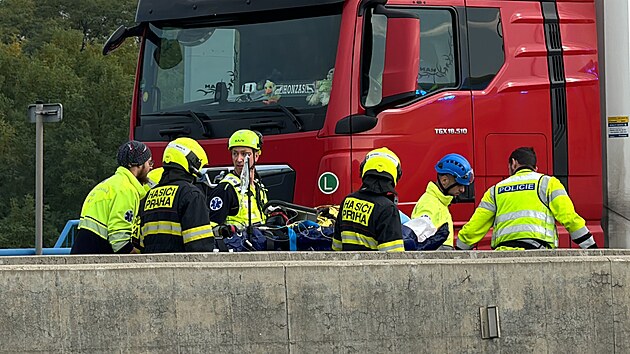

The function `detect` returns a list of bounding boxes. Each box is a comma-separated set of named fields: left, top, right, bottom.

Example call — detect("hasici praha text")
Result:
left=144, top=186, right=179, bottom=211
left=341, top=197, right=374, bottom=227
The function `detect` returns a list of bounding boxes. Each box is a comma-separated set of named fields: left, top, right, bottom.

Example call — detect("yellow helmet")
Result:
left=228, top=129, right=262, bottom=154
left=360, top=147, right=402, bottom=185
left=146, top=167, right=164, bottom=188
left=162, top=137, right=208, bottom=176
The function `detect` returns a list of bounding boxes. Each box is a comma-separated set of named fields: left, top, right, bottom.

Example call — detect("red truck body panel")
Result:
left=130, top=0, right=604, bottom=248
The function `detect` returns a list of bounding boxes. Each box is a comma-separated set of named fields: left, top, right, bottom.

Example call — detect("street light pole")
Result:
left=28, top=102, right=62, bottom=256
left=35, top=101, right=44, bottom=255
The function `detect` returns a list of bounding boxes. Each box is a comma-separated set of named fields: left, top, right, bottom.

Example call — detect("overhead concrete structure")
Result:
left=1, top=251, right=630, bottom=352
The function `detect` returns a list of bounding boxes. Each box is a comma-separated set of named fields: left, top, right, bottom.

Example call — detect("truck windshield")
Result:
left=137, top=13, right=342, bottom=141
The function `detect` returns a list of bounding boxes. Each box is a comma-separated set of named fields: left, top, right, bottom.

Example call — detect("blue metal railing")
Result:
left=0, top=248, right=71, bottom=256
left=0, top=219, right=77, bottom=256
left=54, top=219, right=78, bottom=248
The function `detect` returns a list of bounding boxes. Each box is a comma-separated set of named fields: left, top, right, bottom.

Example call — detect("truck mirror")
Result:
left=103, top=24, right=143, bottom=56
left=375, top=5, right=420, bottom=107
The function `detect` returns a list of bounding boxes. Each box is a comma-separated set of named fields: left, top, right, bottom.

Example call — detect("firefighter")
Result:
left=132, top=166, right=164, bottom=250
left=332, top=147, right=405, bottom=252
left=456, top=147, right=598, bottom=250
left=207, top=129, right=268, bottom=229
left=407, top=153, right=474, bottom=250
left=139, top=137, right=216, bottom=252
left=71, top=140, right=153, bottom=254
left=146, top=167, right=164, bottom=189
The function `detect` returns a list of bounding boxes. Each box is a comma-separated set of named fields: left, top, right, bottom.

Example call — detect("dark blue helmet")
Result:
left=435, top=153, right=474, bottom=186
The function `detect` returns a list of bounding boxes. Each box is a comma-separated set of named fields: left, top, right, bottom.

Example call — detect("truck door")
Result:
left=352, top=1, right=475, bottom=220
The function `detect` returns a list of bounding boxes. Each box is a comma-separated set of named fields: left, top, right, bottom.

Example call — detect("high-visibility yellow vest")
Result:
left=221, top=173, right=268, bottom=227
left=458, top=169, right=590, bottom=249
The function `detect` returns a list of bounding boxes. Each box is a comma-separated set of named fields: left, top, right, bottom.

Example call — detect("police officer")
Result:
left=407, top=153, right=474, bottom=250
left=332, top=147, right=405, bottom=252
left=139, top=137, right=215, bottom=252
left=456, top=147, right=598, bottom=250
left=207, top=129, right=268, bottom=229
left=71, top=140, right=153, bottom=254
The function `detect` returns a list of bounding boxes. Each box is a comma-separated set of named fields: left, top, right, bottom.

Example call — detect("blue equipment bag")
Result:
left=292, top=220, right=333, bottom=251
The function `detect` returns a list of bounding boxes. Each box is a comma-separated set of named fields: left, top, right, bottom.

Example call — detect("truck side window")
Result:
left=411, top=9, right=458, bottom=96
left=363, top=12, right=387, bottom=107
left=467, top=8, right=504, bottom=89
left=362, top=7, right=458, bottom=107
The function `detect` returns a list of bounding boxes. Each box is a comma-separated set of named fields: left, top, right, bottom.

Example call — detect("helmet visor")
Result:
left=457, top=169, right=474, bottom=186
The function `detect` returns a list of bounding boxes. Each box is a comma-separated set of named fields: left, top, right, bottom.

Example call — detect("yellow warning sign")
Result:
left=608, top=116, right=629, bottom=124
left=608, top=116, right=629, bottom=138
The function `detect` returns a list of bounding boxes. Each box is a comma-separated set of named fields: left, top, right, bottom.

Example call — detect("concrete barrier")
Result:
left=0, top=251, right=628, bottom=353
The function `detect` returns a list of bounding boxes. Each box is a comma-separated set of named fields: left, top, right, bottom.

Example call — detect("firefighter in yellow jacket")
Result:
left=332, top=147, right=405, bottom=252
left=456, top=147, right=598, bottom=250
left=408, top=153, right=474, bottom=250
left=71, top=141, right=153, bottom=254
left=207, top=129, right=268, bottom=229
left=139, top=137, right=216, bottom=252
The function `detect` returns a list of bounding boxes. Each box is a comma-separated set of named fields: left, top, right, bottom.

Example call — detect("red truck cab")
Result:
left=109, top=0, right=604, bottom=247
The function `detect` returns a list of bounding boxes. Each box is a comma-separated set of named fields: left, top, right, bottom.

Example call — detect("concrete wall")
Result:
left=1, top=251, right=629, bottom=353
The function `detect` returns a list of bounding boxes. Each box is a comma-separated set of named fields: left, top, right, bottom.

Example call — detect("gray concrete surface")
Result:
left=0, top=251, right=628, bottom=353
left=1, top=249, right=629, bottom=265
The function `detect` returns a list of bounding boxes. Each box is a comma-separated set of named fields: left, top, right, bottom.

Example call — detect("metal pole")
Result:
left=35, top=102, right=43, bottom=255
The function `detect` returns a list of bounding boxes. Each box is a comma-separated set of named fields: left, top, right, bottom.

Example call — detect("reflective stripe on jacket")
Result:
left=221, top=173, right=268, bottom=227
left=333, top=190, right=404, bottom=252
left=76, top=166, right=147, bottom=253
left=457, top=169, right=592, bottom=250
left=139, top=168, right=215, bottom=253
left=410, top=181, right=454, bottom=248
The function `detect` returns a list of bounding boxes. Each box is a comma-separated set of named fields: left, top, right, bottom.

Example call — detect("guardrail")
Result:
left=0, top=219, right=77, bottom=256
left=54, top=219, right=78, bottom=248
left=0, top=248, right=71, bottom=256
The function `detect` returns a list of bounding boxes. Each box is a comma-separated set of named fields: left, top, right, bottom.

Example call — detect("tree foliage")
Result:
left=0, top=0, right=138, bottom=247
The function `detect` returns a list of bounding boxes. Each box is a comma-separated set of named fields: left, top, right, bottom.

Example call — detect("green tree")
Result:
left=0, top=195, right=56, bottom=248
left=0, top=0, right=139, bottom=247
left=39, top=0, right=138, bottom=50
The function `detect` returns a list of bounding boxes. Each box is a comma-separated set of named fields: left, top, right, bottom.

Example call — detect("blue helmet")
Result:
left=435, top=153, right=474, bottom=186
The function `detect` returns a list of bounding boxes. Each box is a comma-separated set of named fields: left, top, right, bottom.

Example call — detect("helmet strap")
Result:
left=437, top=173, right=460, bottom=196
